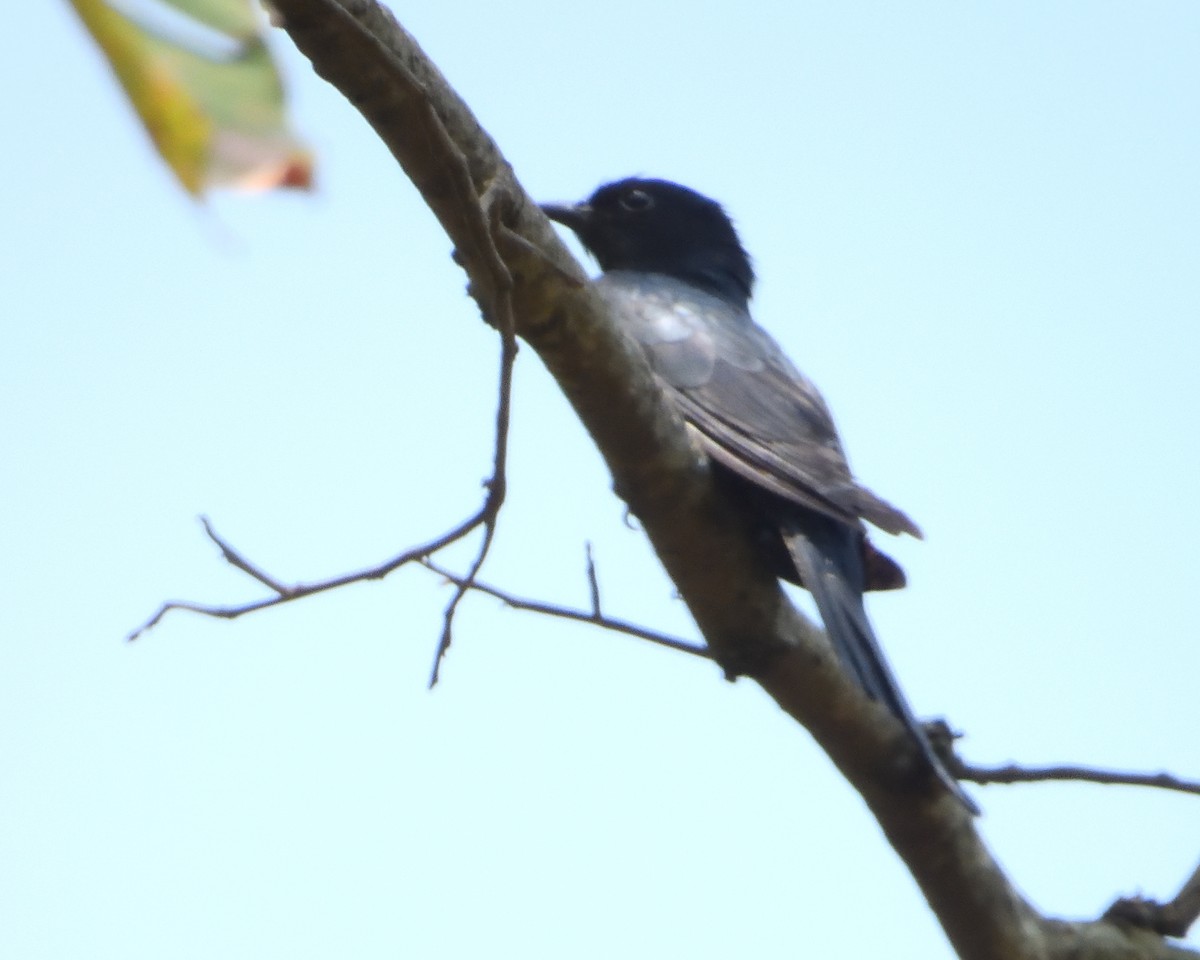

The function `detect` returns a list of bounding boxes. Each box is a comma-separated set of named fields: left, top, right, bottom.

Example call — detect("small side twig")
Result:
left=1105, top=858, right=1200, bottom=939
left=425, top=335, right=510, bottom=687
left=584, top=542, right=601, bottom=617
left=419, top=556, right=710, bottom=660
left=200, top=516, right=292, bottom=594
left=128, top=506, right=491, bottom=642
left=959, top=760, right=1200, bottom=797
left=424, top=175, right=521, bottom=688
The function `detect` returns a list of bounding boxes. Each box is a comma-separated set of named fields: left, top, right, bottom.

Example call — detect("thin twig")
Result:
left=128, top=509, right=488, bottom=641
left=584, top=542, right=601, bottom=617
left=200, top=516, right=292, bottom=594
left=959, top=760, right=1200, bottom=797
left=423, top=175, right=521, bottom=688
left=419, top=556, right=710, bottom=660
left=426, top=330, right=512, bottom=686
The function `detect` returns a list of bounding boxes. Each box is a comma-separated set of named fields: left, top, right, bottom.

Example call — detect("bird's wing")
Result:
left=600, top=273, right=921, bottom=538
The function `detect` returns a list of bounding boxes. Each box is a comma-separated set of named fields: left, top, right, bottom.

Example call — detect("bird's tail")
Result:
left=784, top=523, right=978, bottom=814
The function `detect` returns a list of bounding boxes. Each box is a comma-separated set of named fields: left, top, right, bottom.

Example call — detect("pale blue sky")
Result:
left=3, top=3, right=1198, bottom=958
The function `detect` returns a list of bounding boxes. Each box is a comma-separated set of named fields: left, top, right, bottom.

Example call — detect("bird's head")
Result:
left=542, top=177, right=755, bottom=307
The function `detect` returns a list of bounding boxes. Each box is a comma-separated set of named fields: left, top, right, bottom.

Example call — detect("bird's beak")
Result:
left=540, top=201, right=592, bottom=233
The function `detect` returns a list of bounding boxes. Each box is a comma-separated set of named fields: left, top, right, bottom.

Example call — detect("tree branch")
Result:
left=425, top=184, right=520, bottom=684
left=961, top=761, right=1200, bottom=797
left=128, top=505, right=488, bottom=641
left=419, top=555, right=711, bottom=660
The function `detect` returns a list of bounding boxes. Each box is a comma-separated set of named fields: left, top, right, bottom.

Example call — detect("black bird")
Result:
left=542, top=177, right=975, bottom=813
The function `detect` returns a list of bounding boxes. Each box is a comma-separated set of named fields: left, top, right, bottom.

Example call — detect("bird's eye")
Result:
left=619, top=189, right=654, bottom=212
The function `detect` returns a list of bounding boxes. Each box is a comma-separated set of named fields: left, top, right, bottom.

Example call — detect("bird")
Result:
left=541, top=177, right=976, bottom=813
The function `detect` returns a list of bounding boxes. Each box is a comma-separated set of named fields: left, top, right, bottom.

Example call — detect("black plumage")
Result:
left=543, top=178, right=975, bottom=813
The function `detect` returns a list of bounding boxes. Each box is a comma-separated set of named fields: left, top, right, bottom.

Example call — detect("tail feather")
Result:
left=784, top=525, right=978, bottom=814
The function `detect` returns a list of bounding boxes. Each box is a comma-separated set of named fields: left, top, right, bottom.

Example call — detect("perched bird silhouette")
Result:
left=543, top=177, right=975, bottom=813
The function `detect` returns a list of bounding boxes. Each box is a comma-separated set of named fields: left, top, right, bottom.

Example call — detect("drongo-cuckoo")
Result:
left=542, top=177, right=975, bottom=813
